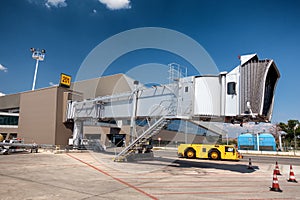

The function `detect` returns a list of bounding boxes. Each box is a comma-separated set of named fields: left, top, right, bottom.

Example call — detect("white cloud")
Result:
left=49, top=82, right=58, bottom=86
left=93, top=9, right=97, bottom=14
left=99, top=0, right=131, bottom=10
left=45, top=0, right=67, bottom=8
left=0, top=92, right=5, bottom=96
left=0, top=64, right=8, bottom=72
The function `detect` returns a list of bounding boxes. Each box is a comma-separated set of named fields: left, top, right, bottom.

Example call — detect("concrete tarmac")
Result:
left=1, top=150, right=300, bottom=200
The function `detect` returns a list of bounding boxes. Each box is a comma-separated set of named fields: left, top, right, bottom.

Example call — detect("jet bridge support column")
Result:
left=73, top=120, right=83, bottom=149
left=129, top=81, right=139, bottom=143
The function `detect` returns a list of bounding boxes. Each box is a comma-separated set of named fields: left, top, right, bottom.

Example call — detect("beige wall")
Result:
left=83, top=126, right=110, bottom=146
left=0, top=93, right=20, bottom=111
left=55, top=87, right=74, bottom=145
left=18, top=87, right=73, bottom=146
left=83, top=125, right=132, bottom=146
left=71, top=74, right=136, bottom=99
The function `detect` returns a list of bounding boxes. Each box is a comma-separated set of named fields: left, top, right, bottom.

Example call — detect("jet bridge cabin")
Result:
left=192, top=53, right=280, bottom=123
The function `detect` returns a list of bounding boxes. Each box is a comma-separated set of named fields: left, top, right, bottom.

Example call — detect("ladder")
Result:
left=114, top=116, right=169, bottom=161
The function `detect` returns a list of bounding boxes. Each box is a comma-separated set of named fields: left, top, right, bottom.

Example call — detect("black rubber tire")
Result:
left=185, top=148, right=196, bottom=159
left=209, top=150, right=220, bottom=160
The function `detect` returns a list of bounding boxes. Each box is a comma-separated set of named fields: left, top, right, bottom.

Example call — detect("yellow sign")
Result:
left=60, top=73, right=72, bottom=88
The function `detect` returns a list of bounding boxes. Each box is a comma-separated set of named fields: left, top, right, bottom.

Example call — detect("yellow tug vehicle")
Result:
left=178, top=144, right=242, bottom=161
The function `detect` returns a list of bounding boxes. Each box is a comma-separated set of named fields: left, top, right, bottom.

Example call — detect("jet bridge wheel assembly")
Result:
left=30, top=147, right=38, bottom=153
left=184, top=148, right=196, bottom=159
left=209, top=149, right=221, bottom=160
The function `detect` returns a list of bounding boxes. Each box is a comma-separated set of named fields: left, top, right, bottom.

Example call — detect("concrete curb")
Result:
left=239, top=150, right=300, bottom=157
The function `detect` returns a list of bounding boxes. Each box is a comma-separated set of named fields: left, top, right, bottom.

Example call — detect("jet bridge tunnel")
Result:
left=66, top=54, right=280, bottom=150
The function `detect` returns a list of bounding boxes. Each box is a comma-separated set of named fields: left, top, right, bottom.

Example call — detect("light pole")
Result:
left=256, top=132, right=260, bottom=151
left=294, top=124, right=299, bottom=155
left=185, top=120, right=188, bottom=144
left=226, top=133, right=229, bottom=145
left=278, top=131, right=287, bottom=151
left=30, top=48, right=45, bottom=91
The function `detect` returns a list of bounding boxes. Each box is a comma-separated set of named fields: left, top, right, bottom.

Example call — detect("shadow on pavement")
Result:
left=172, top=158, right=259, bottom=173
left=126, top=156, right=259, bottom=173
left=90, top=149, right=259, bottom=173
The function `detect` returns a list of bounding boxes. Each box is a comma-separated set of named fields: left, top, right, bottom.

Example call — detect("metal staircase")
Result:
left=114, top=116, right=169, bottom=162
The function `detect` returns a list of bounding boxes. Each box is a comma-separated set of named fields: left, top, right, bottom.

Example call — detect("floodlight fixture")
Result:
left=30, top=48, right=46, bottom=90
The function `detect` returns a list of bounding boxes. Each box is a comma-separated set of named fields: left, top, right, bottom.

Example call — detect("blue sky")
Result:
left=0, top=0, right=300, bottom=124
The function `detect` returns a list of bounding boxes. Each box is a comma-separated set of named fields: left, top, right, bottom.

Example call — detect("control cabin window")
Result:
left=225, top=146, right=235, bottom=153
left=227, top=82, right=236, bottom=95
left=185, top=86, right=188, bottom=92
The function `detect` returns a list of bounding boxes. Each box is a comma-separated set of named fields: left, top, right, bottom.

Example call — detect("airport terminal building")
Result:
left=0, top=74, right=137, bottom=146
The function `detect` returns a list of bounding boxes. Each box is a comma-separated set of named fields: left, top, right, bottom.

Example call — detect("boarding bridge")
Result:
left=66, top=54, right=280, bottom=160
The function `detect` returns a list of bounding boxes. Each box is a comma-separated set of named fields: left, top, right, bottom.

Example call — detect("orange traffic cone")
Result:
left=247, top=158, right=254, bottom=169
left=287, top=164, right=297, bottom=183
left=270, top=169, right=283, bottom=192
left=274, top=161, right=281, bottom=175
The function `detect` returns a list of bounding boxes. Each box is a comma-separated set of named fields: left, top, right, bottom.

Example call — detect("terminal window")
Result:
left=0, top=115, right=19, bottom=126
